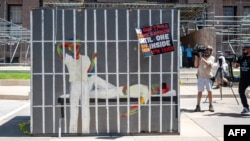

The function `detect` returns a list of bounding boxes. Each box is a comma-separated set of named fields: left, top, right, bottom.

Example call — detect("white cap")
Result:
left=217, top=51, right=223, bottom=56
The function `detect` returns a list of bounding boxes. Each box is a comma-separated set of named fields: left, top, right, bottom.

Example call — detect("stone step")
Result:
left=179, top=67, right=240, bottom=85
left=179, top=68, right=197, bottom=85
left=0, top=80, right=30, bottom=86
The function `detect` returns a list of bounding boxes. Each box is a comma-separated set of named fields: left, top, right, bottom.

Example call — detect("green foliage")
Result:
left=0, top=71, right=30, bottom=79
left=18, top=120, right=31, bottom=135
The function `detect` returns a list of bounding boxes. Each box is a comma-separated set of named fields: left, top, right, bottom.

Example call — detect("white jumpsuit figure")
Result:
left=63, top=51, right=176, bottom=134
left=64, top=54, right=90, bottom=133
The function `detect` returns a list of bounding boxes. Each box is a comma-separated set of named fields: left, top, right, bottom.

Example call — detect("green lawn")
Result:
left=0, top=71, right=30, bottom=79
left=0, top=70, right=240, bottom=80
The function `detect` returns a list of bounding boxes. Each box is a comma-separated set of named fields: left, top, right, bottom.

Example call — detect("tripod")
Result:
left=204, top=64, right=239, bottom=104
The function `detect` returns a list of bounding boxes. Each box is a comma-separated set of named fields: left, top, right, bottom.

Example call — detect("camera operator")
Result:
left=214, top=51, right=232, bottom=89
left=193, top=45, right=215, bottom=112
left=233, top=44, right=250, bottom=115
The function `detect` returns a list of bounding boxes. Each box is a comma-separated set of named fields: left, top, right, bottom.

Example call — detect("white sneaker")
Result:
left=241, top=107, right=249, bottom=114
left=228, top=81, right=233, bottom=87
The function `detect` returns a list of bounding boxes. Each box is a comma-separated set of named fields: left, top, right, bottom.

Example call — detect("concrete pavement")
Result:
left=0, top=86, right=30, bottom=100
left=0, top=96, right=249, bottom=141
left=0, top=85, right=250, bottom=141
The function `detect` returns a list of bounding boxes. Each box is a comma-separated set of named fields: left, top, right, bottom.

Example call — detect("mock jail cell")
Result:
left=31, top=5, right=180, bottom=136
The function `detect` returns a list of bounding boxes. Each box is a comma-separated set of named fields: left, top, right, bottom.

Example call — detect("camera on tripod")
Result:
left=192, top=45, right=206, bottom=56
left=216, top=51, right=224, bottom=67
left=223, top=50, right=239, bottom=82
left=218, top=58, right=223, bottom=67
left=224, top=51, right=237, bottom=63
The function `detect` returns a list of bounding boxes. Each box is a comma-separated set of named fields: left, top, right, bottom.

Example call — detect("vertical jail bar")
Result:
left=73, top=9, right=80, bottom=133
left=72, top=9, right=78, bottom=132
left=177, top=9, right=181, bottom=134
left=84, top=10, right=88, bottom=61
left=84, top=9, right=90, bottom=134
left=52, top=9, right=56, bottom=133
left=41, top=9, right=45, bottom=134
left=115, top=9, right=121, bottom=133
left=73, top=10, right=77, bottom=60
left=30, top=10, right=33, bottom=134
left=93, top=9, right=99, bottom=133
left=159, top=10, right=163, bottom=133
left=126, top=9, right=130, bottom=133
left=148, top=9, right=152, bottom=133
left=136, top=9, right=141, bottom=133
left=170, top=9, right=175, bottom=132
left=62, top=9, right=68, bottom=133
left=104, top=9, right=110, bottom=133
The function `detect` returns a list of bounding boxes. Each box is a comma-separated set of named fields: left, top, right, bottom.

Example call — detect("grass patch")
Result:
left=0, top=71, right=30, bottom=80
left=18, top=120, right=31, bottom=135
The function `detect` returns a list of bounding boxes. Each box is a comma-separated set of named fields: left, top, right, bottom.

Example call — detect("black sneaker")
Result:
left=209, top=105, right=214, bottom=112
left=213, top=86, right=219, bottom=89
left=194, top=105, right=201, bottom=112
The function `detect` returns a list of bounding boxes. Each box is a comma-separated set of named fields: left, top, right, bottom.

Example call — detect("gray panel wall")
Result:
left=31, top=7, right=179, bottom=136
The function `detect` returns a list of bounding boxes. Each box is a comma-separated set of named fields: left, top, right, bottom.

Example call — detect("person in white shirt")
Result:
left=193, top=45, right=215, bottom=112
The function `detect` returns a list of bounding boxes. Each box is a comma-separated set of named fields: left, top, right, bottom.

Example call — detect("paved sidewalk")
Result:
left=0, top=86, right=30, bottom=100
left=0, top=85, right=246, bottom=100
left=0, top=97, right=249, bottom=141
left=0, top=66, right=30, bottom=71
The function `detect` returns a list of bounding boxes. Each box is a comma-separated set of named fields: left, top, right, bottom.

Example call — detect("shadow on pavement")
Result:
left=0, top=116, right=30, bottom=137
left=181, top=108, right=205, bottom=113
left=204, top=112, right=250, bottom=118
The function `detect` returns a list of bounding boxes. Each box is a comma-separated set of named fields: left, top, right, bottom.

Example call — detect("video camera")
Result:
left=224, top=50, right=237, bottom=63
left=218, top=57, right=223, bottom=67
left=192, top=45, right=207, bottom=56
